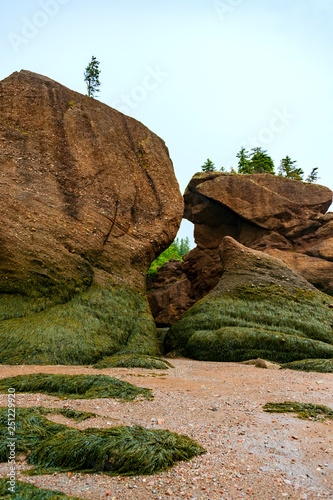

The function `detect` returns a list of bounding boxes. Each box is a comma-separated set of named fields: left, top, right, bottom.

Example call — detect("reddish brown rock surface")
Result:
left=0, top=70, right=183, bottom=364
left=183, top=172, right=333, bottom=300
left=147, top=261, right=195, bottom=326
left=148, top=172, right=333, bottom=326
left=0, top=70, right=183, bottom=292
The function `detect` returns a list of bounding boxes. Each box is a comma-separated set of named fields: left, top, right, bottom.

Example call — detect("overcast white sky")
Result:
left=1, top=0, right=332, bottom=244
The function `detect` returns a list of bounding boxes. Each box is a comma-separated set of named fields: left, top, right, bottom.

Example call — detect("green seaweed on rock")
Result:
left=165, top=285, right=333, bottom=364
left=94, top=354, right=173, bottom=370
left=282, top=358, right=333, bottom=373
left=0, top=284, right=160, bottom=365
left=0, top=373, right=153, bottom=401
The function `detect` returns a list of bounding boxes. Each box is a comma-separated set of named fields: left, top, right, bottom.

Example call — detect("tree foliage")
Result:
left=201, top=158, right=216, bottom=172
left=306, top=167, right=319, bottom=183
left=148, top=237, right=191, bottom=276
left=236, top=147, right=275, bottom=174
left=278, top=156, right=304, bottom=180
left=236, top=147, right=250, bottom=174
left=202, top=148, right=320, bottom=183
left=84, top=56, right=101, bottom=98
left=248, top=147, right=275, bottom=173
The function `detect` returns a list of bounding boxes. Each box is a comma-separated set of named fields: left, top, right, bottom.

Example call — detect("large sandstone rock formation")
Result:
left=0, top=70, right=183, bottom=364
left=165, top=237, right=333, bottom=363
left=183, top=172, right=333, bottom=299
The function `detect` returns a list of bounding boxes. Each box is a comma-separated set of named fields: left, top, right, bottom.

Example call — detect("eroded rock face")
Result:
left=183, top=172, right=333, bottom=298
left=0, top=70, right=183, bottom=364
left=147, top=261, right=195, bottom=326
left=165, top=237, right=333, bottom=363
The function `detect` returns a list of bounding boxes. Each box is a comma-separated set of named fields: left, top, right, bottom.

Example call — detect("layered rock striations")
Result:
left=183, top=172, right=333, bottom=299
left=148, top=172, right=333, bottom=326
left=0, top=70, right=183, bottom=364
left=165, top=237, right=333, bottom=363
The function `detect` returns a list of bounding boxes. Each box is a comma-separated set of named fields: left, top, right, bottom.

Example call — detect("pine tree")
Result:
left=306, top=167, right=319, bottom=183
left=84, top=56, right=101, bottom=98
left=247, top=147, right=275, bottom=174
left=278, top=156, right=304, bottom=180
left=201, top=159, right=216, bottom=172
left=179, top=237, right=191, bottom=256
left=236, top=147, right=251, bottom=174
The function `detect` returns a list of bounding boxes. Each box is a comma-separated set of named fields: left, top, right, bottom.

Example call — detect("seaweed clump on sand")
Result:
left=263, top=402, right=333, bottom=421
left=0, top=478, right=81, bottom=499
left=0, top=407, right=206, bottom=476
left=0, top=373, right=153, bottom=401
left=94, top=354, right=173, bottom=370
left=282, top=358, right=333, bottom=373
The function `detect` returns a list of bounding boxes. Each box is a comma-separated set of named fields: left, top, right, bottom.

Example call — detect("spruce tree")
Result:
left=248, top=147, right=275, bottom=174
left=236, top=147, right=251, bottom=174
left=278, top=156, right=304, bottom=180
left=306, top=167, right=319, bottom=183
left=84, top=56, right=101, bottom=98
left=201, top=159, right=216, bottom=172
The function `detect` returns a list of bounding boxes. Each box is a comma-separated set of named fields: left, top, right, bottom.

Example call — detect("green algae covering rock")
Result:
left=94, top=353, right=173, bottom=369
left=166, top=237, right=333, bottom=364
left=282, top=358, right=333, bottom=373
left=0, top=71, right=183, bottom=365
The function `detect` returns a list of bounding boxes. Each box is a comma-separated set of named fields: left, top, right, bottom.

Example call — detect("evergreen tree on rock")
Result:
left=84, top=56, right=101, bottom=98
left=236, top=147, right=251, bottom=174
left=278, top=156, right=304, bottom=180
left=201, top=159, right=216, bottom=172
left=247, top=147, right=275, bottom=174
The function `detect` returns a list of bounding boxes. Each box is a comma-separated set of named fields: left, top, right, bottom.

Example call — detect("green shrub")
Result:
left=0, top=373, right=153, bottom=401
left=0, top=478, right=81, bottom=499
left=94, top=354, right=173, bottom=370
left=263, top=402, right=333, bottom=421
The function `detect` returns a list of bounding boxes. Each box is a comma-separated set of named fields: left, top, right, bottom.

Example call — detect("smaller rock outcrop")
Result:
left=165, top=237, right=333, bottom=364
left=183, top=172, right=333, bottom=299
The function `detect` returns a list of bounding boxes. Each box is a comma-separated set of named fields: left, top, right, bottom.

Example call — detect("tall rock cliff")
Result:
left=0, top=70, right=183, bottom=364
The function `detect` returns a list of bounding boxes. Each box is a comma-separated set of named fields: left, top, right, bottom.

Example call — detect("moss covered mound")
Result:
left=94, top=354, right=173, bottom=370
left=166, top=284, right=333, bottom=364
left=0, top=285, right=160, bottom=365
left=282, top=358, right=333, bottom=373
left=0, top=478, right=82, bottom=499
left=263, top=402, right=333, bottom=421
left=0, top=407, right=205, bottom=476
left=0, top=373, right=153, bottom=401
